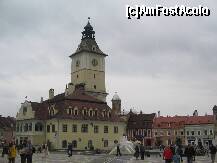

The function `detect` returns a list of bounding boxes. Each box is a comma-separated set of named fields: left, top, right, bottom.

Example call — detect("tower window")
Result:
left=94, top=74, right=96, bottom=78
left=77, top=75, right=79, bottom=78
left=94, top=85, right=96, bottom=89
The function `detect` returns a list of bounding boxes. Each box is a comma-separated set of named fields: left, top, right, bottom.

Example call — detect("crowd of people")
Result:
left=1, top=140, right=49, bottom=163
left=162, top=143, right=217, bottom=163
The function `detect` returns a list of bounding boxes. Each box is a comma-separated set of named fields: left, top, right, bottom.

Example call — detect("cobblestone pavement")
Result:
left=0, top=153, right=216, bottom=163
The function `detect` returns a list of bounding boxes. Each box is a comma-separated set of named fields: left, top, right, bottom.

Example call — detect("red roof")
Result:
left=185, top=115, right=214, bottom=125
left=153, top=116, right=188, bottom=129
left=153, top=115, right=214, bottom=129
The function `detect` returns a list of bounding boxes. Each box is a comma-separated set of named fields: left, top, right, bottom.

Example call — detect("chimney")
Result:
left=40, top=97, right=43, bottom=103
left=140, top=110, right=142, bottom=114
left=49, top=88, right=54, bottom=99
left=158, top=111, right=160, bottom=117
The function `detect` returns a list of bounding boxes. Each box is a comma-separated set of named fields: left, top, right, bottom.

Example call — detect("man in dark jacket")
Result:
left=140, top=144, right=145, bottom=160
left=116, top=144, right=121, bottom=156
left=184, top=144, right=195, bottom=163
left=26, top=140, right=33, bottom=163
left=209, top=144, right=217, bottom=163
left=67, top=143, right=73, bottom=157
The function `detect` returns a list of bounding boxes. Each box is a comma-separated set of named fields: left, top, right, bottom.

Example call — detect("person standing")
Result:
left=116, top=144, right=121, bottom=156
left=26, top=140, right=33, bottom=163
left=172, top=145, right=181, bottom=163
left=2, top=141, right=7, bottom=157
left=184, top=144, right=195, bottom=163
left=19, top=141, right=27, bottom=163
left=209, top=144, right=217, bottom=163
left=163, top=146, right=173, bottom=163
left=134, top=145, right=140, bottom=160
left=8, top=142, right=17, bottom=163
left=139, top=143, right=145, bottom=160
left=67, top=143, right=72, bottom=157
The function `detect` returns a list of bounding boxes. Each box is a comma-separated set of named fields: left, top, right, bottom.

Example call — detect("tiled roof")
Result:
left=29, top=85, right=123, bottom=122
left=153, top=116, right=188, bottom=129
left=153, top=115, right=214, bottom=129
left=127, top=113, right=156, bottom=129
left=70, top=38, right=107, bottom=57
left=0, top=116, right=16, bottom=129
left=185, top=115, right=214, bottom=125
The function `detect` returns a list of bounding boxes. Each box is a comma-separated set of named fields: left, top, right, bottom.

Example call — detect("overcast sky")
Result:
left=0, top=0, right=217, bottom=117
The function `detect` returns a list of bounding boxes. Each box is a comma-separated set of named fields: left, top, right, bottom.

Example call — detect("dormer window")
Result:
left=89, top=110, right=93, bottom=117
left=83, top=107, right=87, bottom=116
left=74, top=107, right=78, bottom=116
left=69, top=109, right=72, bottom=115
left=94, top=110, right=98, bottom=116
left=92, top=45, right=96, bottom=51
left=102, top=110, right=106, bottom=117
left=108, top=112, right=111, bottom=118
left=51, top=109, right=54, bottom=115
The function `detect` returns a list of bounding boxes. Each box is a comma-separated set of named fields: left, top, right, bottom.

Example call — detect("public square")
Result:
left=0, top=153, right=215, bottom=163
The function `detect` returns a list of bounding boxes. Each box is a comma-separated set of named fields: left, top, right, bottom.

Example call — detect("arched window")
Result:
left=72, top=140, right=77, bottom=148
left=62, top=140, right=67, bottom=148
left=28, top=123, right=32, bottom=131
left=108, top=111, right=111, bottom=118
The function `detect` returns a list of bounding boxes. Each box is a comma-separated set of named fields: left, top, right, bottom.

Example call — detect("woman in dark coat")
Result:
left=134, top=145, right=140, bottom=160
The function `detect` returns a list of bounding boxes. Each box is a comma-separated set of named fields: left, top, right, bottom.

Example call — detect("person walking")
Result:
left=8, top=142, right=17, bottom=163
left=67, top=143, right=72, bottom=157
left=44, top=144, right=49, bottom=157
left=134, top=145, right=140, bottom=160
left=163, top=146, right=173, bottom=163
left=19, top=141, right=27, bottom=163
left=116, top=144, right=121, bottom=156
left=26, top=140, right=33, bottom=163
left=2, top=141, right=8, bottom=158
left=172, top=145, right=181, bottom=163
left=184, top=144, right=195, bottom=163
left=209, top=144, right=217, bottom=163
left=139, top=143, right=145, bottom=160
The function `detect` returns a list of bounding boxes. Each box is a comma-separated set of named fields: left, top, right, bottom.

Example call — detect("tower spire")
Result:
left=82, top=17, right=95, bottom=40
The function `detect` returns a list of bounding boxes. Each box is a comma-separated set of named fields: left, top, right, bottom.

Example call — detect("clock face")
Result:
left=92, top=59, right=98, bottom=66
left=76, top=60, right=80, bottom=67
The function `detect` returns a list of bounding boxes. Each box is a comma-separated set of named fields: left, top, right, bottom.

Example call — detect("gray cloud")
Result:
left=0, top=0, right=217, bottom=117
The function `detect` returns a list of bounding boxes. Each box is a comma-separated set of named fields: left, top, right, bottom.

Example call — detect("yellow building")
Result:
left=16, top=19, right=126, bottom=150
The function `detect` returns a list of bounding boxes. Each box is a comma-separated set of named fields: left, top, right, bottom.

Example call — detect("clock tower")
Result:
left=69, top=19, right=108, bottom=102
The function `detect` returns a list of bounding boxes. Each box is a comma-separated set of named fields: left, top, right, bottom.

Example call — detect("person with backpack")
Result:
left=209, top=144, right=217, bottom=163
